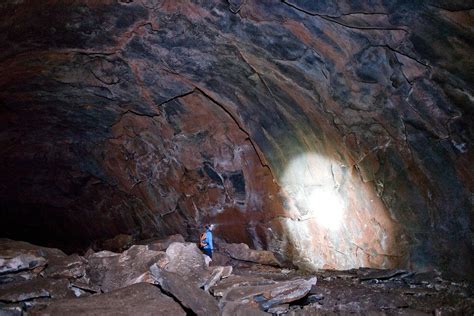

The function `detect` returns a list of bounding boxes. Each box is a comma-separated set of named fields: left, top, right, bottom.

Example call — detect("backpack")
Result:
left=199, top=232, right=208, bottom=248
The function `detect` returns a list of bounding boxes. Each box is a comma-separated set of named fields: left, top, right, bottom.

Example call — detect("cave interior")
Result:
left=0, top=0, right=473, bottom=314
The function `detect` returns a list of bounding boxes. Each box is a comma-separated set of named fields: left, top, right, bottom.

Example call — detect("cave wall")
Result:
left=0, top=0, right=472, bottom=277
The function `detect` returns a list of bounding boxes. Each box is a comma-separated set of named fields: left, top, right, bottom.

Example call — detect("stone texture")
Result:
left=99, top=234, right=134, bottom=253
left=0, top=239, right=66, bottom=276
left=139, top=234, right=186, bottom=251
left=203, top=265, right=233, bottom=292
left=0, top=239, right=471, bottom=315
left=0, top=278, right=71, bottom=303
left=43, top=254, right=87, bottom=279
left=162, top=242, right=209, bottom=285
left=150, top=264, right=221, bottom=316
left=220, top=276, right=317, bottom=311
left=86, top=245, right=165, bottom=292
left=0, top=0, right=472, bottom=279
left=219, top=242, right=282, bottom=267
left=28, top=282, right=186, bottom=316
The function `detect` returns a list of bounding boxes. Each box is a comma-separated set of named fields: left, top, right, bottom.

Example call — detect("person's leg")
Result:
left=203, top=248, right=212, bottom=258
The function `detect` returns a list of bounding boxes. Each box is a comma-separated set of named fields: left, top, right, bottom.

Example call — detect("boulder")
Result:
left=211, top=274, right=276, bottom=297
left=150, top=264, right=220, bottom=316
left=203, top=266, right=233, bottom=292
left=86, top=245, right=165, bottom=292
left=0, top=238, right=66, bottom=276
left=0, top=239, right=66, bottom=261
left=28, top=283, right=186, bottom=316
left=43, top=254, right=87, bottom=279
left=0, top=253, right=46, bottom=275
left=0, top=277, right=71, bottom=303
left=221, top=277, right=317, bottom=311
left=164, top=242, right=209, bottom=286
left=219, top=243, right=281, bottom=267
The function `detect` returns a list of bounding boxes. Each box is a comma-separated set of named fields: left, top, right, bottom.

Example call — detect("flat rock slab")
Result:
left=0, top=278, right=71, bottom=302
left=222, top=277, right=317, bottom=311
left=211, top=274, right=277, bottom=297
left=44, top=254, right=87, bottom=279
left=28, top=282, right=185, bottom=316
left=219, top=243, right=281, bottom=267
left=86, top=245, right=165, bottom=292
left=0, top=239, right=69, bottom=282
left=150, top=264, right=220, bottom=316
left=358, top=268, right=410, bottom=281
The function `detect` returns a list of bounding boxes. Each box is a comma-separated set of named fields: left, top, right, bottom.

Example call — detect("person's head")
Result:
left=206, top=224, right=215, bottom=231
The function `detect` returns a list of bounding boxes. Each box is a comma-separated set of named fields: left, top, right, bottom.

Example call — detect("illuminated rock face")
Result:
left=0, top=1, right=472, bottom=277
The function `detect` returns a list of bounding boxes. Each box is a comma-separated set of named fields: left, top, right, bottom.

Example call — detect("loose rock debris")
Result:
left=0, top=237, right=472, bottom=315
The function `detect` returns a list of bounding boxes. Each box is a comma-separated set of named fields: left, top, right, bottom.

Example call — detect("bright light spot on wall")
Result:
left=305, top=187, right=344, bottom=230
left=282, top=153, right=345, bottom=231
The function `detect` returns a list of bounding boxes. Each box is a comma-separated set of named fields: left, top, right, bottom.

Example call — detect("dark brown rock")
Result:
left=43, top=254, right=87, bottom=279
left=28, top=283, right=186, bottom=316
left=0, top=278, right=71, bottom=303
left=221, top=302, right=269, bottom=316
left=0, top=239, right=66, bottom=275
left=100, top=234, right=134, bottom=253
left=0, top=270, right=36, bottom=285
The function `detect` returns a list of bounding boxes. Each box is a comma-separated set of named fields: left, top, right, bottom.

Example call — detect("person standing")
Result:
left=200, top=224, right=214, bottom=258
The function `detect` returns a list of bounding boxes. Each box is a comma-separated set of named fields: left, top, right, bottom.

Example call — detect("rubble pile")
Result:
left=0, top=238, right=472, bottom=315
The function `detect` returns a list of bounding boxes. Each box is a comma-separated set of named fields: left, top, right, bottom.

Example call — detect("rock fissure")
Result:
left=280, top=0, right=410, bottom=33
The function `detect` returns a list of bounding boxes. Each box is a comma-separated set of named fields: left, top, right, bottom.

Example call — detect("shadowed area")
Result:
left=0, top=0, right=472, bottom=281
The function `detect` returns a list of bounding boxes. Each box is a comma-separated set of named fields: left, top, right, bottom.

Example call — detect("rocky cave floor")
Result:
left=1, top=237, right=473, bottom=316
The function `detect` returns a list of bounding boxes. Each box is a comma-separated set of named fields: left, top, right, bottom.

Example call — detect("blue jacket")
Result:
left=203, top=229, right=213, bottom=250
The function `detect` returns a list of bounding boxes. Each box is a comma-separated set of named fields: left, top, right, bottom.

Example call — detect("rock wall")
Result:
left=0, top=0, right=472, bottom=278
